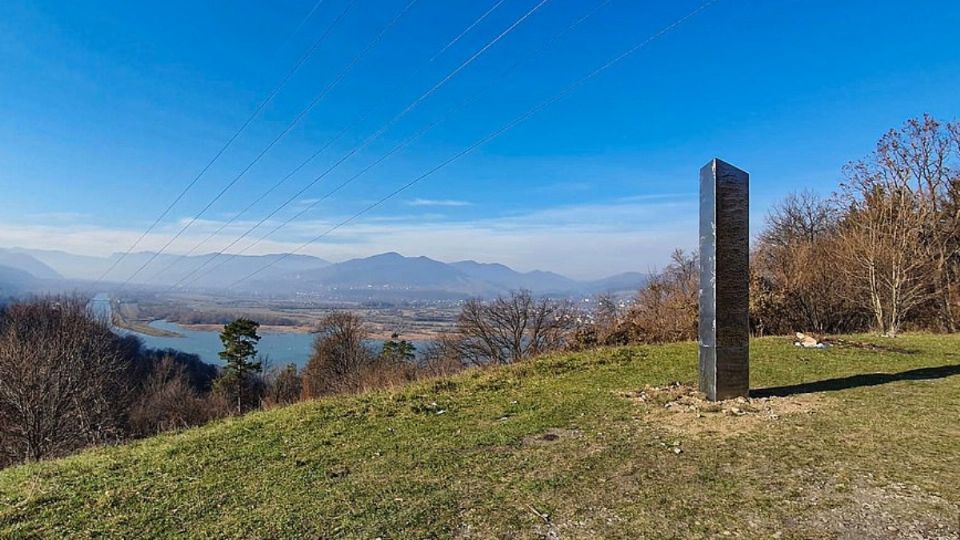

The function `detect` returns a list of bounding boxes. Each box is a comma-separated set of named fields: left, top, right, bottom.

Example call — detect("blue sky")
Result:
left=1, top=0, right=958, bottom=279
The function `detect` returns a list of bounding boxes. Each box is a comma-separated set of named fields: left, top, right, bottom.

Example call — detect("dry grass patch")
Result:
left=624, top=382, right=821, bottom=436
left=793, top=479, right=959, bottom=539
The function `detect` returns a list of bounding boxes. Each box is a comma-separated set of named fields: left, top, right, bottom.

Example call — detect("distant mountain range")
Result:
left=249, top=252, right=647, bottom=299
left=0, top=248, right=647, bottom=300
left=0, top=247, right=331, bottom=290
left=0, top=250, right=62, bottom=280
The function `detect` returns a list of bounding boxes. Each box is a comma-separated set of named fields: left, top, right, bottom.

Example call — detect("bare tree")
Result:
left=0, top=297, right=132, bottom=463
left=835, top=190, right=931, bottom=336
left=571, top=293, right=630, bottom=349
left=301, top=312, right=374, bottom=397
left=752, top=191, right=864, bottom=334
left=877, top=115, right=960, bottom=331
left=833, top=115, right=960, bottom=335
left=761, top=190, right=837, bottom=246
left=449, top=290, right=575, bottom=365
left=624, top=250, right=699, bottom=343
left=418, top=338, right=466, bottom=378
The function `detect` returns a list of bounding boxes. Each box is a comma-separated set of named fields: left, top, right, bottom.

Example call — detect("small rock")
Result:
left=672, top=447, right=682, bottom=455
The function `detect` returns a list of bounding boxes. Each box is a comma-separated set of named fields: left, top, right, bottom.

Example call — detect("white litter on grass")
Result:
left=794, top=332, right=830, bottom=349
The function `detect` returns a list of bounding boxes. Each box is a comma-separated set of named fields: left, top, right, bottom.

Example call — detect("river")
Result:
left=91, top=294, right=426, bottom=367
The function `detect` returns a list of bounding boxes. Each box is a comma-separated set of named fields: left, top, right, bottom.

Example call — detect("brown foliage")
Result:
left=0, top=297, right=133, bottom=463
left=750, top=115, right=960, bottom=337
left=751, top=191, right=865, bottom=335
left=128, top=356, right=218, bottom=436
left=417, top=338, right=467, bottom=378
left=835, top=115, right=960, bottom=335
left=301, top=312, right=376, bottom=398
left=570, top=294, right=630, bottom=349
left=263, top=363, right=303, bottom=408
left=622, top=250, right=699, bottom=343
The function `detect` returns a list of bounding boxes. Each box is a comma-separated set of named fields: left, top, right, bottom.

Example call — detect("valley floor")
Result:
left=1, top=335, right=959, bottom=539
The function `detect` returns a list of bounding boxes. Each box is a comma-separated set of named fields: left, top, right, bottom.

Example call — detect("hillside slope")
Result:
left=0, top=265, right=37, bottom=296
left=0, top=250, right=62, bottom=280
left=1, top=336, right=959, bottom=538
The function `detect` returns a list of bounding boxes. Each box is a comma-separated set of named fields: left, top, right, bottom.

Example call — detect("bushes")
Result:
left=263, top=364, right=302, bottom=408
left=301, top=312, right=375, bottom=398
left=0, top=297, right=134, bottom=464
left=0, top=297, right=233, bottom=467
left=128, top=356, right=220, bottom=436
left=750, top=191, right=866, bottom=335
left=606, top=115, right=960, bottom=340
left=302, top=313, right=418, bottom=398
left=623, top=250, right=699, bottom=344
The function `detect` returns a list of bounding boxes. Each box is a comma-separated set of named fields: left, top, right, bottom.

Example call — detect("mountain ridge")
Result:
left=0, top=249, right=63, bottom=280
left=0, top=247, right=647, bottom=298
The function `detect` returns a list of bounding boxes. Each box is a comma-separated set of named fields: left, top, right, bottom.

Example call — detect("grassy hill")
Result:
left=2, top=335, right=959, bottom=539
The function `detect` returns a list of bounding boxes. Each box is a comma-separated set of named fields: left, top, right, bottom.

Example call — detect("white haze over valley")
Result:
left=2, top=196, right=697, bottom=280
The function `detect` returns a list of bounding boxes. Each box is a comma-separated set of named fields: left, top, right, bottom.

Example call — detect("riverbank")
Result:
left=176, top=323, right=440, bottom=342
left=109, top=299, right=181, bottom=338
left=178, top=323, right=314, bottom=335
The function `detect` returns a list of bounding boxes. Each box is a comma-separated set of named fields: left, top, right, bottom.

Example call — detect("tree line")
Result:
left=754, top=114, right=959, bottom=337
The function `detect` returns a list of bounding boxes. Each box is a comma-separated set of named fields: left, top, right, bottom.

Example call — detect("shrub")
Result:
left=0, top=296, right=134, bottom=463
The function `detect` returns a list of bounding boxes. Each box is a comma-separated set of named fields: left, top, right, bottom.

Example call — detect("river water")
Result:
left=91, top=294, right=423, bottom=367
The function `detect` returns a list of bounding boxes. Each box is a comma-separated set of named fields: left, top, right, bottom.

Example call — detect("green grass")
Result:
left=2, top=335, right=959, bottom=539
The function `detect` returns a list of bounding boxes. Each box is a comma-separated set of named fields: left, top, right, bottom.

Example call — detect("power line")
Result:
left=115, top=0, right=365, bottom=289
left=287, top=0, right=326, bottom=45
left=154, top=1, right=510, bottom=287
left=226, top=0, right=720, bottom=289
left=143, top=124, right=349, bottom=284
left=174, top=0, right=614, bottom=291
left=163, top=0, right=554, bottom=289
left=144, top=0, right=420, bottom=284
left=427, top=0, right=507, bottom=63
left=93, top=0, right=342, bottom=285
left=169, top=115, right=446, bottom=291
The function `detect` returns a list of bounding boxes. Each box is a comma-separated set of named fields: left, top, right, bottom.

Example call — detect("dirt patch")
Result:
left=792, top=480, right=959, bottom=539
left=829, top=338, right=919, bottom=355
left=623, top=382, right=820, bottom=436
left=522, top=428, right=583, bottom=447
